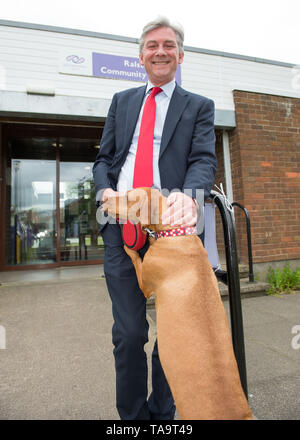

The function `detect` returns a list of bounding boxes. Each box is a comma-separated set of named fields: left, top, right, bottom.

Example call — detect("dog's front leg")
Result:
left=124, top=246, right=146, bottom=296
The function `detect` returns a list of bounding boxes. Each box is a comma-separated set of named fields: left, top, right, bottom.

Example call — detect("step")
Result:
left=220, top=262, right=250, bottom=279
left=217, top=279, right=269, bottom=297
left=146, top=279, right=269, bottom=308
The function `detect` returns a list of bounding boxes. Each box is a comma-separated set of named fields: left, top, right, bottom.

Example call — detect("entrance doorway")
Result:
left=1, top=123, right=104, bottom=269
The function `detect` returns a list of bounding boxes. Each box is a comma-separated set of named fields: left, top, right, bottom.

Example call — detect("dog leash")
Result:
left=213, top=183, right=234, bottom=212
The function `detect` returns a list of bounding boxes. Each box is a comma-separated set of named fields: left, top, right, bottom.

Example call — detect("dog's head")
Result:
left=101, top=187, right=167, bottom=231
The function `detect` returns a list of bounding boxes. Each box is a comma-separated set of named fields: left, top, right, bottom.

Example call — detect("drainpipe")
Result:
left=222, top=130, right=233, bottom=203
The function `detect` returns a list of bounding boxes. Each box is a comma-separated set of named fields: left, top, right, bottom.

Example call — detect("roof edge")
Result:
left=0, top=19, right=297, bottom=68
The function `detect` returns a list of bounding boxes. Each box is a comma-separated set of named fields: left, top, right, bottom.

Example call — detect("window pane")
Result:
left=59, top=138, right=104, bottom=262
left=6, top=138, right=57, bottom=265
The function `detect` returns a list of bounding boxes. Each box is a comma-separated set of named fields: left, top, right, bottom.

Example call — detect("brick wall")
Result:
left=229, top=90, right=300, bottom=264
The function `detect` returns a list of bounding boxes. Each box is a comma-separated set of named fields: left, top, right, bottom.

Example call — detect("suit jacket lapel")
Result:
left=159, top=85, right=189, bottom=158
left=123, top=85, right=146, bottom=153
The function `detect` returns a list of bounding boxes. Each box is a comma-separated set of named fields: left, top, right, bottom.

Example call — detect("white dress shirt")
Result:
left=117, top=79, right=176, bottom=193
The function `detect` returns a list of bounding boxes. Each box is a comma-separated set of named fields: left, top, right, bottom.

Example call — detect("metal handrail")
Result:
left=232, top=202, right=254, bottom=283
left=209, top=190, right=248, bottom=399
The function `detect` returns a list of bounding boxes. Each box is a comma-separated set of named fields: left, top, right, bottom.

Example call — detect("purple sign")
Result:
left=92, top=52, right=181, bottom=85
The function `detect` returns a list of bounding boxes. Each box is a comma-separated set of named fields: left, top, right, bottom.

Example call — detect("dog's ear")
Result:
left=136, top=187, right=163, bottom=227
left=102, top=187, right=164, bottom=227
left=136, top=187, right=164, bottom=229
left=147, top=188, right=161, bottom=228
left=127, top=188, right=151, bottom=225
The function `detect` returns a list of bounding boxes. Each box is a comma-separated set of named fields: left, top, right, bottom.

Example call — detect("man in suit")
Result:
left=93, top=17, right=217, bottom=420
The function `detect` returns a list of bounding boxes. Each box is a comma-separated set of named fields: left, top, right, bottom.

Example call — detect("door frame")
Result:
left=0, top=121, right=104, bottom=271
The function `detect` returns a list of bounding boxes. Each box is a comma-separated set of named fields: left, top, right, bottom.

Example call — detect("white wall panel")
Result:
left=0, top=22, right=299, bottom=117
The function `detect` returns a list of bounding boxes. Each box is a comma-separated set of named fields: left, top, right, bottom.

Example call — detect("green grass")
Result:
left=266, top=263, right=300, bottom=295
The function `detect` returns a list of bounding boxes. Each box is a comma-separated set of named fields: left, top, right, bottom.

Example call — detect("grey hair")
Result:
left=139, top=16, right=184, bottom=54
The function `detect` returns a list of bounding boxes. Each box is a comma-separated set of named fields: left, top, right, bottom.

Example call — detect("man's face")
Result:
left=139, top=26, right=184, bottom=86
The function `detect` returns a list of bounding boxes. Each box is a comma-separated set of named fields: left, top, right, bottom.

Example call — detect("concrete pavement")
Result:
left=0, top=265, right=299, bottom=420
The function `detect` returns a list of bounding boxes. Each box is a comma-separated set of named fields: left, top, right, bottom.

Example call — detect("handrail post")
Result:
left=209, top=191, right=248, bottom=398
left=232, top=202, right=254, bottom=283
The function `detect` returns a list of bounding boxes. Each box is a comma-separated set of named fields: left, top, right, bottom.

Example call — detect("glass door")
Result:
left=5, top=138, right=57, bottom=265
left=3, top=129, right=104, bottom=268
left=59, top=138, right=103, bottom=262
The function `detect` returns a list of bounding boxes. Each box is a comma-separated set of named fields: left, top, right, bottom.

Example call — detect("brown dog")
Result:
left=102, top=187, right=253, bottom=420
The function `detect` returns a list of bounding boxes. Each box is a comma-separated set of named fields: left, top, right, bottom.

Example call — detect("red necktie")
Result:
left=133, top=86, right=162, bottom=188
left=121, top=87, right=162, bottom=251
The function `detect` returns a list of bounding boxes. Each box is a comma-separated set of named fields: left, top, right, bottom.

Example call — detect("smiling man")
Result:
left=139, top=26, right=184, bottom=87
left=93, top=16, right=217, bottom=420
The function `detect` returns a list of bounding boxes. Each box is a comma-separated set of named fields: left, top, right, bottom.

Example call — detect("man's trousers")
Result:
left=101, top=223, right=175, bottom=420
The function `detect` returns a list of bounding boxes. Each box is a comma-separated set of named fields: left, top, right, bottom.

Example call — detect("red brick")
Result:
left=220, top=90, right=300, bottom=264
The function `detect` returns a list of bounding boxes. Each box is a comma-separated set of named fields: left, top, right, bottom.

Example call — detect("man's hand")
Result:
left=102, top=188, right=121, bottom=202
left=100, top=188, right=124, bottom=222
left=161, top=192, right=198, bottom=227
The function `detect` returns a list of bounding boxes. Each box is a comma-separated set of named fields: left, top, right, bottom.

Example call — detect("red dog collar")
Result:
left=156, top=226, right=197, bottom=239
left=120, top=219, right=197, bottom=251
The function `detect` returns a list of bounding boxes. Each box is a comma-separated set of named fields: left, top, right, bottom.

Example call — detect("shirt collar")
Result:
left=146, top=79, right=176, bottom=99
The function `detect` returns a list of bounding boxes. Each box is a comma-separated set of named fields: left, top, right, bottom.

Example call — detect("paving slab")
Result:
left=0, top=266, right=299, bottom=420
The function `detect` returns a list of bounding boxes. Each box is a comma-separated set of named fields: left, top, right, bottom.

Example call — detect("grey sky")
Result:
left=1, top=0, right=299, bottom=65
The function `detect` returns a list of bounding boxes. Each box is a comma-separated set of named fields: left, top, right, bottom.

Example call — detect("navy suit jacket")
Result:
left=93, top=83, right=217, bottom=228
